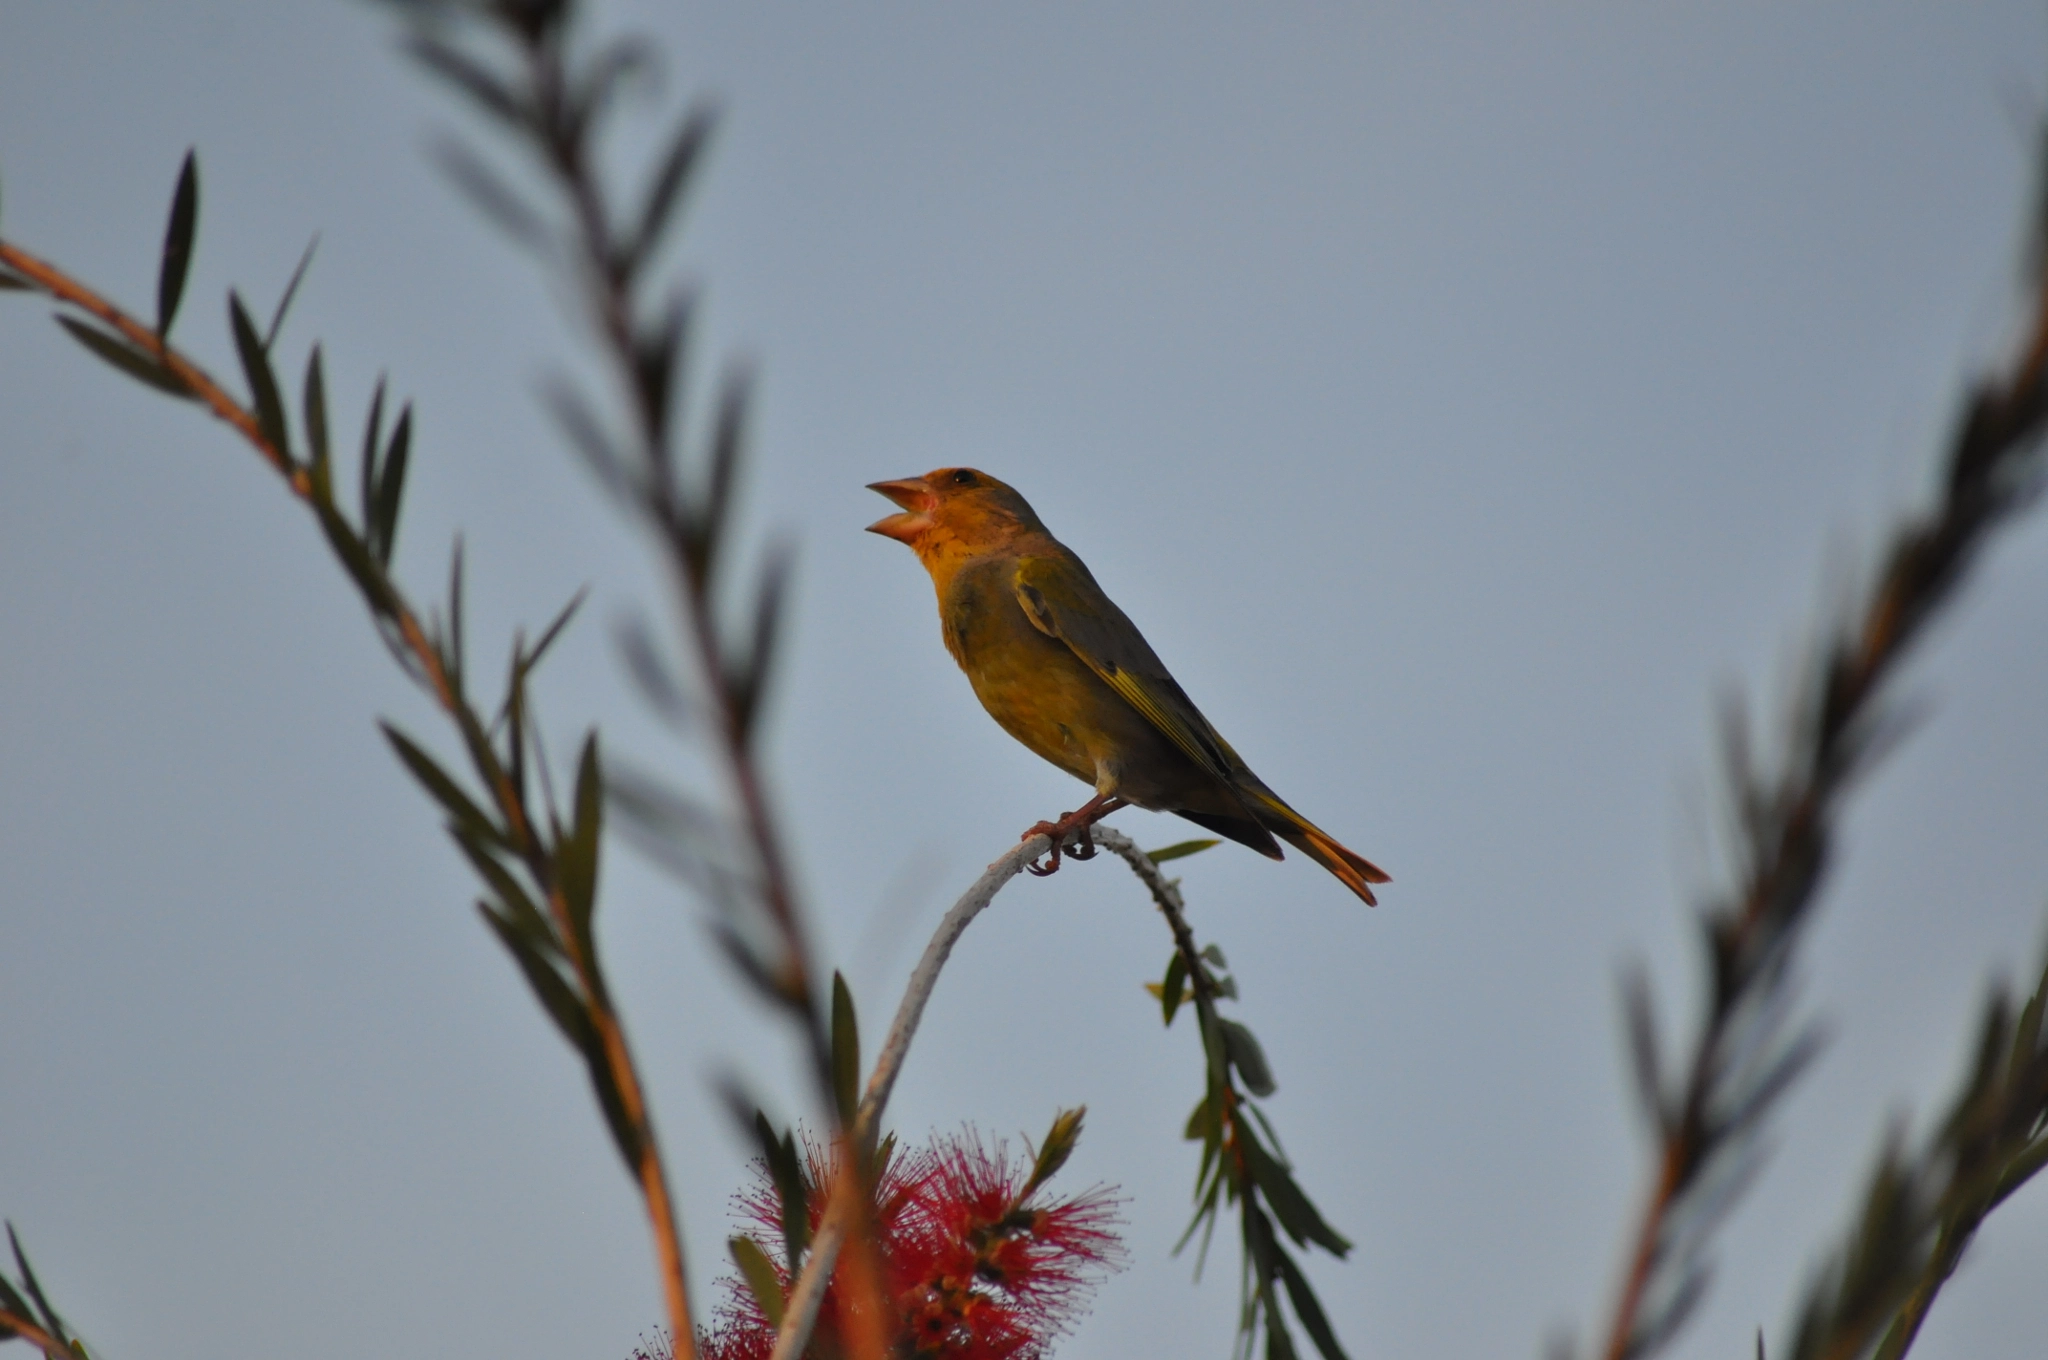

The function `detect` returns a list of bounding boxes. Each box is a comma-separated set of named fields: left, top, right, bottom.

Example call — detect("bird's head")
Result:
left=866, top=468, right=1044, bottom=564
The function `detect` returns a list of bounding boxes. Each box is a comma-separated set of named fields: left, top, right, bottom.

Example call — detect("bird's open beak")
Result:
left=866, top=477, right=935, bottom=542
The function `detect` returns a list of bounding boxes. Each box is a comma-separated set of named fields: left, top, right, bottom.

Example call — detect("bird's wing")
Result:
left=1012, top=552, right=1240, bottom=786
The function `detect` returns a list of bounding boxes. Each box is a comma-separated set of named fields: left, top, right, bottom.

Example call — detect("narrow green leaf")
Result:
left=1160, top=950, right=1189, bottom=1026
left=6, top=1225, right=68, bottom=1343
left=1221, top=1019, right=1278, bottom=1098
left=302, top=346, right=330, bottom=478
left=477, top=901, right=590, bottom=1048
left=728, top=1237, right=786, bottom=1330
left=381, top=723, right=504, bottom=846
left=228, top=291, right=289, bottom=458
left=452, top=827, right=552, bottom=950
left=754, top=1114, right=811, bottom=1271
left=1990, top=1135, right=2048, bottom=1210
left=264, top=234, right=318, bottom=349
left=55, top=316, right=193, bottom=398
left=831, top=971, right=861, bottom=1128
left=445, top=539, right=469, bottom=690
left=1147, top=837, right=1221, bottom=864
left=1273, top=1242, right=1351, bottom=1360
left=359, top=377, right=387, bottom=535
left=580, top=1036, right=641, bottom=1173
left=372, top=403, right=412, bottom=565
left=525, top=588, right=588, bottom=674
left=1241, top=1131, right=1351, bottom=1257
left=558, top=733, right=604, bottom=942
left=156, top=150, right=198, bottom=339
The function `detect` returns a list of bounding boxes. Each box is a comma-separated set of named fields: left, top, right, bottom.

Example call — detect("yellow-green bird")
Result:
left=867, top=467, right=1389, bottom=904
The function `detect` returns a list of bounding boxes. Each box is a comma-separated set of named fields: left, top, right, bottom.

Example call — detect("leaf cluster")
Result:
left=1133, top=839, right=1352, bottom=1360
left=4, top=108, right=695, bottom=1346
left=1776, top=936, right=2048, bottom=1360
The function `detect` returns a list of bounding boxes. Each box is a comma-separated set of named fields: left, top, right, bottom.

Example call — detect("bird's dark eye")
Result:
left=950, top=469, right=978, bottom=487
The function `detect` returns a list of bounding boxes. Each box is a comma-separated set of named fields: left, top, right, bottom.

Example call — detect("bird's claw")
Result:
left=1022, top=810, right=1101, bottom=876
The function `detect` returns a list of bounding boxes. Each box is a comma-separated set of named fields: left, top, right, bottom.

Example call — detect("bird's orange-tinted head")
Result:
left=866, top=468, right=1044, bottom=566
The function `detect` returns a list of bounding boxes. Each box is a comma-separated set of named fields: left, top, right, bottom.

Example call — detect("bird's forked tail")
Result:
left=1245, top=789, right=1390, bottom=906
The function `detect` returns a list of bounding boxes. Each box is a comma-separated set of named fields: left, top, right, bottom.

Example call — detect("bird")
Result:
left=866, top=467, right=1389, bottom=904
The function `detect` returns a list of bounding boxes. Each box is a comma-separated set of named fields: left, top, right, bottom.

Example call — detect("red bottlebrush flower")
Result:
left=696, top=1121, right=1123, bottom=1360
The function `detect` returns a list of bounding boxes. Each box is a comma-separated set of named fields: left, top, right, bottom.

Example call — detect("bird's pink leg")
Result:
left=1023, top=794, right=1128, bottom=877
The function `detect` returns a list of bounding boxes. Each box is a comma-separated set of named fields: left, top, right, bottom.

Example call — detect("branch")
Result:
left=766, top=830, right=1053, bottom=1360
left=1594, top=125, right=2048, bottom=1360
left=0, top=227, right=699, bottom=1354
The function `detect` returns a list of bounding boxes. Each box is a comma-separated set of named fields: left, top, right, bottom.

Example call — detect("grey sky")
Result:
left=3, top=4, right=2046, bottom=1358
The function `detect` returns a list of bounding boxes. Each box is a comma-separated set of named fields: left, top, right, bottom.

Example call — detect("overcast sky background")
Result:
left=4, top=4, right=2048, bottom=1359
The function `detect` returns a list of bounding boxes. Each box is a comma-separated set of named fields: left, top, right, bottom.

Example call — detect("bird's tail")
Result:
left=1243, top=788, right=1390, bottom=906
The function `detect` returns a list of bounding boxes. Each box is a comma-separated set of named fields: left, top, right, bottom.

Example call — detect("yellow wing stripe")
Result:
left=1103, top=669, right=1231, bottom=782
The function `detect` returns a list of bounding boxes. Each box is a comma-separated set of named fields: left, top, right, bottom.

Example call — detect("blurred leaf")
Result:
left=373, top=404, right=412, bottom=565
left=557, top=733, right=604, bottom=954
left=452, top=825, right=552, bottom=949
left=616, top=613, right=690, bottom=726
left=431, top=137, right=551, bottom=252
left=1147, top=838, right=1220, bottom=864
left=1241, top=1131, right=1351, bottom=1257
left=381, top=722, right=504, bottom=847
left=302, top=346, right=331, bottom=478
left=1201, top=943, right=1228, bottom=968
left=733, top=540, right=793, bottom=742
left=408, top=34, right=526, bottom=125
left=1220, top=1019, right=1276, bottom=1098
left=0, top=266, right=35, bottom=291
left=1622, top=963, right=1667, bottom=1132
left=1159, top=949, right=1188, bottom=1026
left=753, top=1113, right=811, bottom=1271
left=569, top=37, right=657, bottom=151
left=635, top=287, right=689, bottom=449
left=831, top=970, right=861, bottom=1129
left=1023, top=1106, right=1086, bottom=1199
left=701, top=370, right=749, bottom=577
left=530, top=593, right=588, bottom=677
left=228, top=291, right=289, bottom=457
left=156, top=150, right=198, bottom=339
left=478, top=900, right=590, bottom=1048
left=631, top=105, right=715, bottom=263
left=1243, top=1208, right=1301, bottom=1360
left=729, top=1236, right=786, bottom=1330
left=6, top=1225, right=67, bottom=1343
left=264, top=234, right=318, bottom=348
left=545, top=377, right=631, bottom=499
left=358, top=377, right=387, bottom=534
left=1274, top=1239, right=1350, bottom=1360
left=55, top=317, right=193, bottom=398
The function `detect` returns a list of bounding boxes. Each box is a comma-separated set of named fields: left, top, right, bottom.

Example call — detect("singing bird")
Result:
left=867, top=468, right=1389, bottom=904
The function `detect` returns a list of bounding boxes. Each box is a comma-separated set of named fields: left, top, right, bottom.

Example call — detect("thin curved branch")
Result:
left=766, top=830, right=1053, bottom=1360
left=0, top=1310, right=67, bottom=1359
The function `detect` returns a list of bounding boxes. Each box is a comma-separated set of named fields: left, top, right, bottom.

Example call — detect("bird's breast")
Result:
left=935, top=559, right=1197, bottom=802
